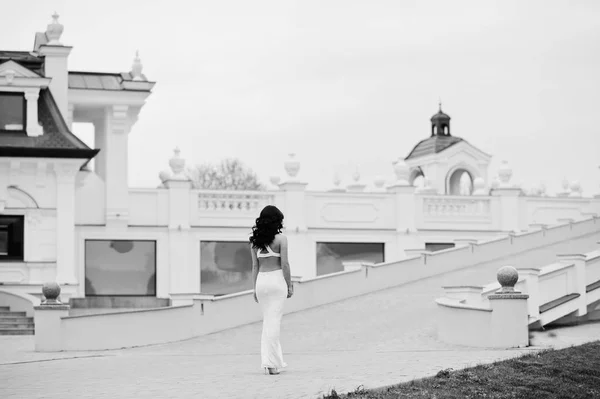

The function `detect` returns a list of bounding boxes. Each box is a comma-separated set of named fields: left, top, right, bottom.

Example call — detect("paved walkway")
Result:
left=1, top=235, right=599, bottom=398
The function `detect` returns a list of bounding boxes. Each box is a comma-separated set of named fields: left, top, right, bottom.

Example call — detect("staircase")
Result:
left=0, top=306, right=34, bottom=335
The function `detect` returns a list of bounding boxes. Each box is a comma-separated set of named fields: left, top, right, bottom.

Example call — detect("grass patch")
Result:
left=322, top=341, right=600, bottom=399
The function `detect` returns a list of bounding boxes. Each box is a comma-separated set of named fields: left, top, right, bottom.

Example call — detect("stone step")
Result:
left=0, top=311, right=26, bottom=316
left=0, top=321, right=35, bottom=328
left=0, top=316, right=33, bottom=322
left=0, top=328, right=34, bottom=335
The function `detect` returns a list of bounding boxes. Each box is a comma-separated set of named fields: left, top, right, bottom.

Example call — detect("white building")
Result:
left=1, top=15, right=599, bottom=342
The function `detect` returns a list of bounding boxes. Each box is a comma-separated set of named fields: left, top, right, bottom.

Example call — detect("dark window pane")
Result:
left=0, top=229, right=8, bottom=255
left=85, top=240, right=156, bottom=296
left=0, top=93, right=25, bottom=131
left=316, top=242, right=384, bottom=276
left=200, top=241, right=252, bottom=295
left=0, top=216, right=24, bottom=259
left=425, top=242, right=455, bottom=252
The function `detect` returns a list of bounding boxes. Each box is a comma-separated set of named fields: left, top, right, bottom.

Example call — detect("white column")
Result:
left=165, top=179, right=196, bottom=294
left=557, top=254, right=587, bottom=317
left=38, top=45, right=72, bottom=120
left=54, top=162, right=79, bottom=284
left=491, top=187, right=523, bottom=232
left=24, top=90, right=43, bottom=137
left=279, top=181, right=312, bottom=278
left=104, top=105, right=130, bottom=228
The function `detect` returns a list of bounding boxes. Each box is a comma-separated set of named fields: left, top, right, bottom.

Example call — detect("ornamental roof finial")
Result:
left=46, top=12, right=64, bottom=45
left=131, top=50, right=144, bottom=81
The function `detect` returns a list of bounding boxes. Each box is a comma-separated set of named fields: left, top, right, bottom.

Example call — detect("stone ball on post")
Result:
left=393, top=159, right=409, bottom=185
left=42, top=282, right=62, bottom=304
left=496, top=266, right=519, bottom=293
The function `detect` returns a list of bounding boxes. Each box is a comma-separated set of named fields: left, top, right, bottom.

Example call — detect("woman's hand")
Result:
left=254, top=291, right=258, bottom=303
left=287, top=284, right=294, bottom=299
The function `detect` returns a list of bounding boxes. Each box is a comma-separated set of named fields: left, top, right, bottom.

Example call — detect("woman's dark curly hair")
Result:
left=249, top=205, right=284, bottom=250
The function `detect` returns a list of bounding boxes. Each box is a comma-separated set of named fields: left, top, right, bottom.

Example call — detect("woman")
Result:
left=249, top=205, right=293, bottom=375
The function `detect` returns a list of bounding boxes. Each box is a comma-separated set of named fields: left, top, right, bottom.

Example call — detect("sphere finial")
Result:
left=496, top=266, right=519, bottom=293
left=42, top=282, right=62, bottom=304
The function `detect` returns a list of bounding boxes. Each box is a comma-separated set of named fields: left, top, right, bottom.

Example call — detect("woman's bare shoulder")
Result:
left=274, top=233, right=288, bottom=243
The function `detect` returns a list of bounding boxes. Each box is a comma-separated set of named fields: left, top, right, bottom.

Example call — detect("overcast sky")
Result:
left=3, top=1, right=600, bottom=194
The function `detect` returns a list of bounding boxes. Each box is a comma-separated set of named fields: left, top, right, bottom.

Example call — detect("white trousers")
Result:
left=256, top=269, right=288, bottom=369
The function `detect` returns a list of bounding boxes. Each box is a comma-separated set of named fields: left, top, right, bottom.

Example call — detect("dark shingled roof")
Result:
left=0, top=51, right=44, bottom=75
left=0, top=88, right=99, bottom=159
left=404, top=135, right=464, bottom=161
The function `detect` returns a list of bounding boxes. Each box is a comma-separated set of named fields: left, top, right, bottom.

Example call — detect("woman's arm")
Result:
left=250, top=244, right=259, bottom=302
left=280, top=235, right=292, bottom=290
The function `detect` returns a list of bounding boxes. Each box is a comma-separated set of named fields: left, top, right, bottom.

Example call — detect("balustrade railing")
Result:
left=422, top=196, right=492, bottom=221
left=197, top=190, right=275, bottom=213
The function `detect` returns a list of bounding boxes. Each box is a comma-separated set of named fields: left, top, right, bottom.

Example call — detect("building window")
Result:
left=200, top=241, right=252, bottom=296
left=0, top=93, right=26, bottom=133
left=0, top=215, right=24, bottom=260
left=84, top=240, right=156, bottom=296
left=425, top=242, right=455, bottom=252
left=316, top=242, right=384, bottom=276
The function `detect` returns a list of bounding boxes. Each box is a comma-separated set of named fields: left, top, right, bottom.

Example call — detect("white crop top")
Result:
left=256, top=244, right=281, bottom=258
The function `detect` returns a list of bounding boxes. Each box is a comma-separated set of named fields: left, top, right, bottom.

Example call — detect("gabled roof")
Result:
left=0, top=88, right=99, bottom=159
left=0, top=51, right=44, bottom=76
left=405, top=135, right=464, bottom=161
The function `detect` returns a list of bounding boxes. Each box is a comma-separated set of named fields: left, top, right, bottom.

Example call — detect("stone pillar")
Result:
left=488, top=266, right=530, bottom=348
left=517, top=267, right=541, bottom=320
left=491, top=188, right=523, bottom=232
left=278, top=153, right=311, bottom=278
left=24, top=90, right=43, bottom=137
left=490, top=160, right=524, bottom=232
left=37, top=46, right=71, bottom=120
left=54, top=162, right=79, bottom=284
left=557, top=254, right=587, bottom=317
left=165, top=150, right=195, bottom=295
left=34, top=282, right=70, bottom=352
left=387, top=160, right=420, bottom=258
left=279, top=180, right=310, bottom=278
left=103, top=105, right=130, bottom=228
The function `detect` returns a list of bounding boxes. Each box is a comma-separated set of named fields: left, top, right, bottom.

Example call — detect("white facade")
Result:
left=1, top=15, right=600, bottom=306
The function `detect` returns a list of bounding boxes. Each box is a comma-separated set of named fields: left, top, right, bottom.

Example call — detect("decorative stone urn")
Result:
left=46, top=13, right=64, bottom=45
left=333, top=172, right=341, bottom=187
left=284, top=153, right=300, bottom=178
left=42, top=282, right=62, bottom=304
left=168, top=147, right=188, bottom=180
left=496, top=266, right=519, bottom=294
left=497, top=161, right=512, bottom=187
left=374, top=175, right=385, bottom=190
left=569, top=180, right=582, bottom=197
